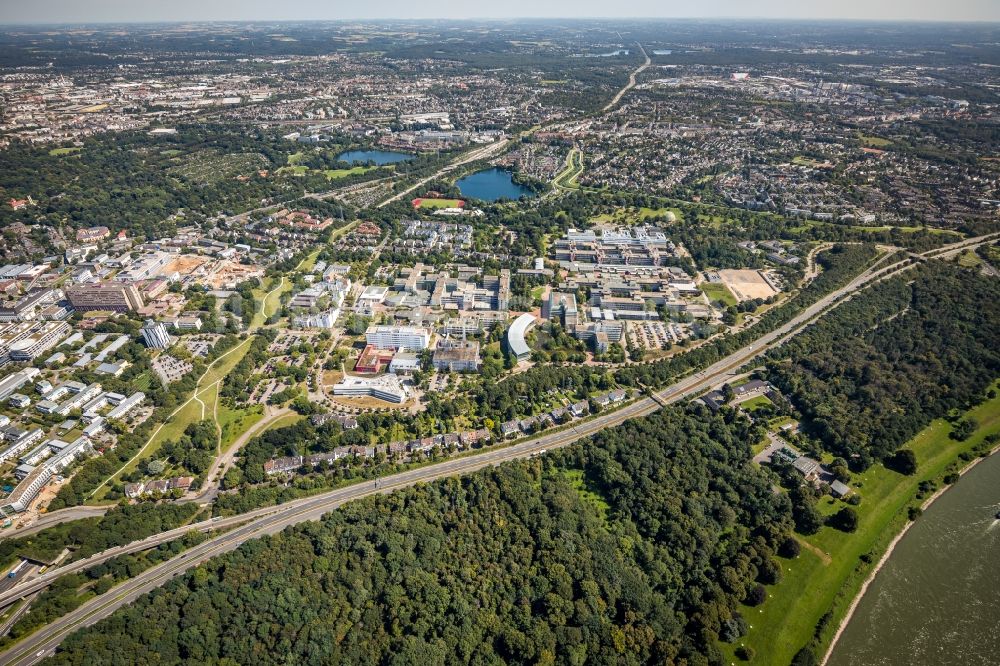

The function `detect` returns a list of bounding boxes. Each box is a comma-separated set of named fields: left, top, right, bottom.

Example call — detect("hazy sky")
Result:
left=2, top=0, right=999, bottom=24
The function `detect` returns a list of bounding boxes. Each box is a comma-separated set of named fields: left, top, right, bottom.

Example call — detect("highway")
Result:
left=2, top=233, right=999, bottom=665
left=602, top=44, right=650, bottom=112
left=3, top=507, right=110, bottom=540
left=3, top=232, right=998, bottom=664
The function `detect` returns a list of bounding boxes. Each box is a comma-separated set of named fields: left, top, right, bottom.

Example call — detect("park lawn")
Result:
left=768, top=416, right=797, bottom=431
left=253, top=274, right=295, bottom=327
left=701, top=282, right=737, bottom=307
left=553, top=149, right=583, bottom=190
left=723, top=381, right=1000, bottom=665
left=791, top=219, right=961, bottom=237
left=277, top=165, right=309, bottom=176
left=322, top=165, right=378, bottom=180
left=590, top=206, right=681, bottom=224
left=131, top=371, right=153, bottom=392
left=296, top=247, right=322, bottom=274
left=262, top=277, right=290, bottom=320
left=89, top=339, right=255, bottom=502
left=262, top=412, right=304, bottom=434
left=286, top=151, right=306, bottom=165
left=417, top=198, right=464, bottom=209
left=792, top=156, right=826, bottom=168
left=218, top=403, right=265, bottom=451
left=740, top=395, right=773, bottom=412
left=852, top=224, right=960, bottom=236
left=859, top=134, right=892, bottom=148
left=89, top=397, right=206, bottom=503
left=198, top=337, right=254, bottom=388
left=48, top=147, right=81, bottom=156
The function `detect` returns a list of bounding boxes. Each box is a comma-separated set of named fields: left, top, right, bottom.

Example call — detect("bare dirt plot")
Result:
left=207, top=261, right=265, bottom=289
left=717, top=269, right=779, bottom=302
left=164, top=255, right=210, bottom=275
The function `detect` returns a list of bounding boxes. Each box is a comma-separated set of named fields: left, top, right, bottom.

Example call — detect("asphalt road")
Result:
left=603, top=43, right=651, bottom=112
left=2, top=234, right=997, bottom=665
left=2, top=507, right=110, bottom=541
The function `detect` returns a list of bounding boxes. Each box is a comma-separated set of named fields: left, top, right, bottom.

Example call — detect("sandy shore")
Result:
left=821, top=442, right=1000, bottom=665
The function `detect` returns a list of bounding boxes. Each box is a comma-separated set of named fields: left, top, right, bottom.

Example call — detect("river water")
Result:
left=829, top=451, right=1000, bottom=666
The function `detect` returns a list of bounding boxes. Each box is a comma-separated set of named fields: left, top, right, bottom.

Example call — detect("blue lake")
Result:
left=456, top=168, right=535, bottom=202
left=336, top=150, right=413, bottom=165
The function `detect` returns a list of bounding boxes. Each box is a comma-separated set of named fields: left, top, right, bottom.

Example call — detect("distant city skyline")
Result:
left=2, top=0, right=999, bottom=25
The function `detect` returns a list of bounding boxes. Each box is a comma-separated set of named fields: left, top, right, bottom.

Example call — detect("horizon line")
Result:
left=2, top=16, right=1000, bottom=27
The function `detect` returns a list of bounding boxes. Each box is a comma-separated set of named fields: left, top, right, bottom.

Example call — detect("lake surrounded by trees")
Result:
left=456, top=168, right=535, bottom=202
left=336, top=149, right=413, bottom=165
left=829, top=451, right=1000, bottom=665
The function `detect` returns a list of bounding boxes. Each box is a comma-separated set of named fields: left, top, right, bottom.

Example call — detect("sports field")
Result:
left=412, top=197, right=465, bottom=209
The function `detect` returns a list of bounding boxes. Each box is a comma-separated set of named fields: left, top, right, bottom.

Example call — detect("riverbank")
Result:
left=821, top=436, right=1000, bottom=665
left=724, top=380, right=1000, bottom=665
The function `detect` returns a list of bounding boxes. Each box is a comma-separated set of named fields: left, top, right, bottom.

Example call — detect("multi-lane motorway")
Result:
left=2, top=232, right=997, bottom=664
left=603, top=43, right=651, bottom=112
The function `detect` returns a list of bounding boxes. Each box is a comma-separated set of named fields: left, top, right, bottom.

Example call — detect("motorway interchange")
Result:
left=0, top=231, right=997, bottom=665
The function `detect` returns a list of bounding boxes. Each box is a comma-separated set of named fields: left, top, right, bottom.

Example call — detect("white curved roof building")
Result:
left=506, top=313, right=537, bottom=361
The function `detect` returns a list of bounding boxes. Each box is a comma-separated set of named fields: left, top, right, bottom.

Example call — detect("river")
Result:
left=829, top=451, right=1000, bottom=666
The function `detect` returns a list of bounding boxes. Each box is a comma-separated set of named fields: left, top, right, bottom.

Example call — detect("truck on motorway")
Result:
left=6, top=560, right=26, bottom=579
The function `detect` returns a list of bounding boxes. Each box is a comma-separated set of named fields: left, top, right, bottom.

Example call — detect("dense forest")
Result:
left=0, top=126, right=450, bottom=249
left=766, top=263, right=1000, bottom=467
left=48, top=406, right=792, bottom=665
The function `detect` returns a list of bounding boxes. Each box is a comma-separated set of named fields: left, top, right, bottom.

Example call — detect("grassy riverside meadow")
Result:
left=722, top=380, right=1000, bottom=665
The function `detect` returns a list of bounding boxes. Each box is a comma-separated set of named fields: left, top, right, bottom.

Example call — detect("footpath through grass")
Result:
left=88, top=338, right=255, bottom=503
left=724, top=381, right=1000, bottom=665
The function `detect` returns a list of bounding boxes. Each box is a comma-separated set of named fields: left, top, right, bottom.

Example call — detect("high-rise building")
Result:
left=66, top=282, right=144, bottom=313
left=141, top=320, right=171, bottom=349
